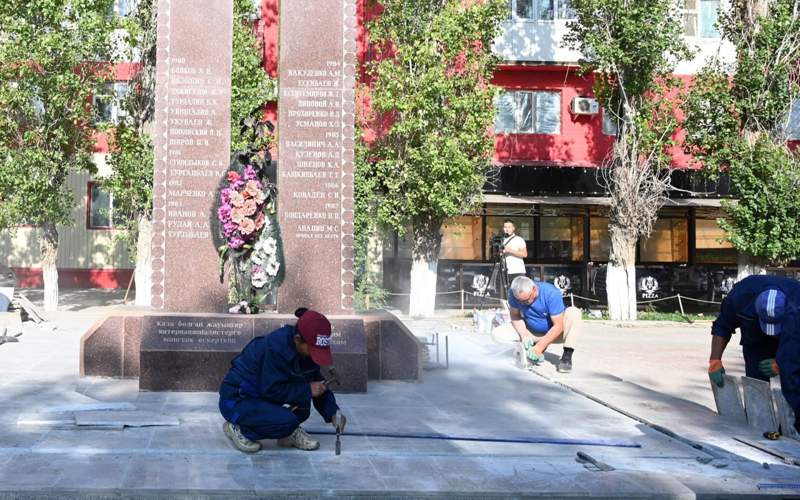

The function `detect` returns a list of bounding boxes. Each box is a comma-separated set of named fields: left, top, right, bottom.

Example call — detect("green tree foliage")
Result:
left=230, top=0, right=276, bottom=153
left=564, top=0, right=692, bottom=320
left=0, top=0, right=117, bottom=230
left=105, top=0, right=156, bottom=257
left=683, top=0, right=800, bottom=266
left=0, top=0, right=117, bottom=309
left=358, top=0, right=506, bottom=313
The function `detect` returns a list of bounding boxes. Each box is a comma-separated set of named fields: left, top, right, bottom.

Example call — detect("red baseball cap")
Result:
left=296, top=310, right=333, bottom=366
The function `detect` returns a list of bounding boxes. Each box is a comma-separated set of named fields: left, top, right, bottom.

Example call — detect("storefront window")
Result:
left=590, top=217, right=611, bottom=261
left=538, top=216, right=584, bottom=262
left=640, top=218, right=689, bottom=263
left=485, top=216, right=533, bottom=261
left=695, top=218, right=736, bottom=264
left=439, top=216, right=482, bottom=260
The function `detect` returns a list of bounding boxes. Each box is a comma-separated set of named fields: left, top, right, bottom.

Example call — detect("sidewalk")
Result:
left=0, top=291, right=799, bottom=498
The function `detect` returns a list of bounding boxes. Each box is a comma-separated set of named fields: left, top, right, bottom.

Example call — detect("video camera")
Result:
left=489, top=234, right=505, bottom=259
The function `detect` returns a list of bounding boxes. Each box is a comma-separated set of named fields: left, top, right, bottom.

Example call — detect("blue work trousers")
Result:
left=219, top=384, right=310, bottom=441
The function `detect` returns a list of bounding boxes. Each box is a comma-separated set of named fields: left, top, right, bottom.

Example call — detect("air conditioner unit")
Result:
left=570, top=97, right=599, bottom=115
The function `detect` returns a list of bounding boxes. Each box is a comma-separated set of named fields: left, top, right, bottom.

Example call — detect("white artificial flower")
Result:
left=252, top=269, right=269, bottom=288
left=266, top=260, right=280, bottom=277
left=264, top=238, right=277, bottom=254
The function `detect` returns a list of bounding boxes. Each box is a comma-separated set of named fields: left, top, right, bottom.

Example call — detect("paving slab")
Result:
left=711, top=374, right=747, bottom=423
left=742, top=376, right=779, bottom=433
left=74, top=410, right=179, bottom=428
left=770, top=378, right=799, bottom=440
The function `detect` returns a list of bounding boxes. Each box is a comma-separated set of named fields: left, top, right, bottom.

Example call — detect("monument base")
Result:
left=81, top=311, right=422, bottom=393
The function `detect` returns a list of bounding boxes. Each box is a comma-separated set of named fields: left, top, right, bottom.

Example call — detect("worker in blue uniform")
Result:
left=708, top=275, right=800, bottom=433
left=218, top=308, right=347, bottom=453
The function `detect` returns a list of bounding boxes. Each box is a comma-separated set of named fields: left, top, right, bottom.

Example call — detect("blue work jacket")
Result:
left=712, top=275, right=800, bottom=422
left=220, top=325, right=339, bottom=422
left=711, top=275, right=800, bottom=345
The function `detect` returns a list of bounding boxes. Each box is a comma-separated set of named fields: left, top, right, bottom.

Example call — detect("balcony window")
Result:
left=602, top=109, right=619, bottom=136
left=510, top=0, right=576, bottom=20
left=87, top=182, right=121, bottom=229
left=494, top=90, right=561, bottom=134
left=93, top=82, right=129, bottom=125
left=787, top=99, right=800, bottom=140
left=684, top=0, right=720, bottom=38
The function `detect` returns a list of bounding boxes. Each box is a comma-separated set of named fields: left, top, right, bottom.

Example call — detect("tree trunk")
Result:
left=134, top=215, right=153, bottom=306
left=737, top=252, right=767, bottom=281
left=366, top=229, right=384, bottom=285
left=40, top=222, right=59, bottom=312
left=408, top=217, right=442, bottom=318
left=606, top=226, right=637, bottom=321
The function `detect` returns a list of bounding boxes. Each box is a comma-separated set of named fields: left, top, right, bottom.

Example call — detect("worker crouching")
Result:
left=218, top=308, right=347, bottom=453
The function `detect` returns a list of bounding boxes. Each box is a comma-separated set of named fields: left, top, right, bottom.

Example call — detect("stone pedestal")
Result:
left=81, top=311, right=420, bottom=393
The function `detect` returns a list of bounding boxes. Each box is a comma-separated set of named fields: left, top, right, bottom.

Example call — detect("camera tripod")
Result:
left=477, top=248, right=509, bottom=309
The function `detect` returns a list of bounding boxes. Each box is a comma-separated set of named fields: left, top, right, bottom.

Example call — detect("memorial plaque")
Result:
left=277, top=0, right=358, bottom=314
left=150, top=0, right=234, bottom=312
left=141, top=316, right=254, bottom=351
left=140, top=315, right=255, bottom=391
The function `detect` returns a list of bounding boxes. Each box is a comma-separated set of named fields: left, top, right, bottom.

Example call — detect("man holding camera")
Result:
left=499, top=219, right=528, bottom=288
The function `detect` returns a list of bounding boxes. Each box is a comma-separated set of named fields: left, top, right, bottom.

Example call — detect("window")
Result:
left=88, top=182, right=123, bottom=229
left=494, top=91, right=561, bottom=134
left=695, top=218, right=736, bottom=264
left=485, top=216, right=533, bottom=260
left=602, top=109, right=618, bottom=136
left=639, top=219, right=689, bottom=263
left=539, top=216, right=584, bottom=262
left=510, top=0, right=575, bottom=20
left=439, top=217, right=483, bottom=260
left=589, top=217, right=611, bottom=261
left=684, top=0, right=720, bottom=38
left=114, top=0, right=135, bottom=16
left=93, top=82, right=129, bottom=124
left=788, top=99, right=800, bottom=140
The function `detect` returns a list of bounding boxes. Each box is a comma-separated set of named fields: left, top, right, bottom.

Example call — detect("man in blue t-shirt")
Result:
left=500, top=276, right=582, bottom=373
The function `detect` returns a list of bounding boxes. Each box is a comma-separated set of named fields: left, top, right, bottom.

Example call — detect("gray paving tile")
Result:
left=54, top=454, right=131, bottom=489
left=0, top=425, right=47, bottom=449
left=311, top=455, right=386, bottom=491
left=150, top=422, right=232, bottom=452
left=122, top=454, right=255, bottom=490
left=0, top=453, right=62, bottom=488
left=33, top=427, right=155, bottom=452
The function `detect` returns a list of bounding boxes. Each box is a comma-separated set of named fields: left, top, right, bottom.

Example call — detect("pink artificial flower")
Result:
left=220, top=188, right=233, bottom=205
left=231, top=178, right=245, bottom=190
left=229, top=190, right=245, bottom=208
left=217, top=204, right=232, bottom=223
left=239, top=217, right=256, bottom=235
left=227, top=171, right=241, bottom=183
left=229, top=236, right=245, bottom=249
left=223, top=221, right=237, bottom=237
left=242, top=199, right=257, bottom=216
left=245, top=180, right=262, bottom=198
left=231, top=206, right=246, bottom=224
left=255, top=212, right=265, bottom=230
left=243, top=165, right=258, bottom=181
left=252, top=189, right=266, bottom=204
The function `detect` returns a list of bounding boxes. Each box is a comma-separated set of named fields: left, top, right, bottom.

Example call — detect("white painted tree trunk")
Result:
left=366, top=231, right=384, bottom=284
left=408, top=255, right=438, bottom=317
left=134, top=216, right=153, bottom=306
left=40, top=222, right=59, bottom=312
left=606, top=262, right=637, bottom=320
left=606, top=229, right=637, bottom=321
left=736, top=252, right=766, bottom=281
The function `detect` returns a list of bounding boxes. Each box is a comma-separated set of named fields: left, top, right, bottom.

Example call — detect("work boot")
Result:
left=223, top=421, right=262, bottom=453
left=278, top=426, right=320, bottom=451
left=558, top=348, right=574, bottom=373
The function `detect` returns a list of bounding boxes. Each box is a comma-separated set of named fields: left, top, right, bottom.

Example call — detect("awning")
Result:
left=482, top=193, right=725, bottom=208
